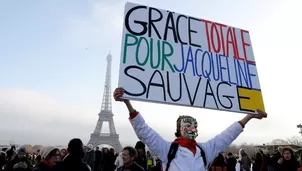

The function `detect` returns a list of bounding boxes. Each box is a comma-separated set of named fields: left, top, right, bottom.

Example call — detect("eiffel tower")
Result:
left=88, top=52, right=122, bottom=152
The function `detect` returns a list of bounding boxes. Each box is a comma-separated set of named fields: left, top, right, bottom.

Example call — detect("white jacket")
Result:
left=130, top=113, right=243, bottom=171
left=115, top=152, right=123, bottom=168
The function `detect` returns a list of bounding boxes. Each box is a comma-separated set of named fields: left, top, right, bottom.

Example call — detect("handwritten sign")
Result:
left=118, top=2, right=265, bottom=114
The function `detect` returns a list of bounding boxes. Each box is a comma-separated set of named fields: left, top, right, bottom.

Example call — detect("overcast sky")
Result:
left=0, top=0, right=301, bottom=147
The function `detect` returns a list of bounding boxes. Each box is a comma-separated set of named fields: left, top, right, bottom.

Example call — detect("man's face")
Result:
left=122, top=150, right=134, bottom=165
left=17, top=152, right=26, bottom=159
left=179, top=116, right=198, bottom=139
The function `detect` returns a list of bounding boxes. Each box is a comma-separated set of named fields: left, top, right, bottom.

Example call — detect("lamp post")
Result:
left=297, top=124, right=302, bottom=136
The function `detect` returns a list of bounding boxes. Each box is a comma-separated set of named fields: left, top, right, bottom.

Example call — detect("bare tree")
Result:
left=287, top=136, right=302, bottom=146
left=225, top=143, right=257, bottom=157
left=270, top=139, right=289, bottom=145
left=238, top=143, right=257, bottom=157
left=225, top=144, right=239, bottom=154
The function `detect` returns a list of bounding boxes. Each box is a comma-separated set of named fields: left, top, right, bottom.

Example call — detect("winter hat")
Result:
left=135, top=141, right=145, bottom=149
left=87, top=144, right=93, bottom=150
left=18, top=147, right=27, bottom=154
left=40, top=146, right=58, bottom=159
left=0, top=151, right=6, bottom=157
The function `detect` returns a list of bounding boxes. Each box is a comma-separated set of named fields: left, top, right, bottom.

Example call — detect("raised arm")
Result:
left=114, top=88, right=170, bottom=163
left=199, top=120, right=243, bottom=167
left=199, top=110, right=267, bottom=167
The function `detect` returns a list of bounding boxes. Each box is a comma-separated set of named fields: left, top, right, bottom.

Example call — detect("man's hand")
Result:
left=249, top=109, right=267, bottom=120
left=113, top=88, right=134, bottom=113
left=113, top=87, right=128, bottom=102
left=239, top=109, right=267, bottom=127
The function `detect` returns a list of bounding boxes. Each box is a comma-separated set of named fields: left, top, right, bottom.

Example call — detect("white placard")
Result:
left=118, top=2, right=265, bottom=114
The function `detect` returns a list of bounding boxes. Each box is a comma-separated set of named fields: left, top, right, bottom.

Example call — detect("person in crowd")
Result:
left=258, top=150, right=268, bottom=171
left=295, top=148, right=302, bottom=159
left=297, top=151, right=302, bottom=171
left=109, top=149, right=117, bottom=167
left=30, top=153, right=35, bottom=167
left=269, top=147, right=282, bottom=170
left=59, top=150, right=67, bottom=161
left=109, top=148, right=117, bottom=171
left=84, top=144, right=95, bottom=170
left=1, top=151, right=8, bottom=171
left=209, top=152, right=228, bottom=171
left=5, top=147, right=32, bottom=171
left=113, top=87, right=267, bottom=171
left=252, top=152, right=263, bottom=171
left=117, top=146, right=144, bottom=171
left=100, top=148, right=114, bottom=171
left=226, top=152, right=237, bottom=171
left=94, top=147, right=102, bottom=171
left=114, top=151, right=123, bottom=169
left=134, top=141, right=147, bottom=170
left=150, top=158, right=162, bottom=171
left=34, top=146, right=60, bottom=171
left=239, top=148, right=252, bottom=171
left=34, top=155, right=41, bottom=169
left=146, top=151, right=153, bottom=171
left=276, top=147, right=299, bottom=171
left=56, top=138, right=90, bottom=171
left=6, top=146, right=16, bottom=162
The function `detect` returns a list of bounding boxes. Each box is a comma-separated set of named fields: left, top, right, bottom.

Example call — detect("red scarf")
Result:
left=174, top=137, right=197, bottom=155
left=41, top=160, right=53, bottom=168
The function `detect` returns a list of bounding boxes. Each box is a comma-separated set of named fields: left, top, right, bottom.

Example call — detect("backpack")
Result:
left=165, top=143, right=207, bottom=171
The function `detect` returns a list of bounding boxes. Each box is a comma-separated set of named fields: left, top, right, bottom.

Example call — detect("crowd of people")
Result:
left=1, top=139, right=302, bottom=171
left=0, top=138, right=161, bottom=171
left=208, top=146, right=302, bottom=171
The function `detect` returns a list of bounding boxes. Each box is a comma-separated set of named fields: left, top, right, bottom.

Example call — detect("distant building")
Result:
left=254, top=144, right=302, bottom=153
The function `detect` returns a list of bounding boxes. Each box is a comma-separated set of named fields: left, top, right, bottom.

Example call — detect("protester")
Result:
left=6, top=147, right=32, bottom=171
left=56, top=138, right=90, bottom=171
left=276, top=147, right=299, bottom=171
left=34, top=146, right=60, bottom=171
left=114, top=152, right=123, bottom=169
left=239, top=148, right=252, bottom=171
left=134, top=141, right=147, bottom=170
left=113, top=87, right=267, bottom=171
left=84, top=144, right=95, bottom=170
left=94, top=147, right=102, bottom=171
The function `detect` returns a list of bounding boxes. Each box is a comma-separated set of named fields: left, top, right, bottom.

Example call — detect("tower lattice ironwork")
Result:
left=88, top=52, right=122, bottom=152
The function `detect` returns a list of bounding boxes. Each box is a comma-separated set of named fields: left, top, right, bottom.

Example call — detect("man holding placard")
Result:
left=113, top=88, right=267, bottom=171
